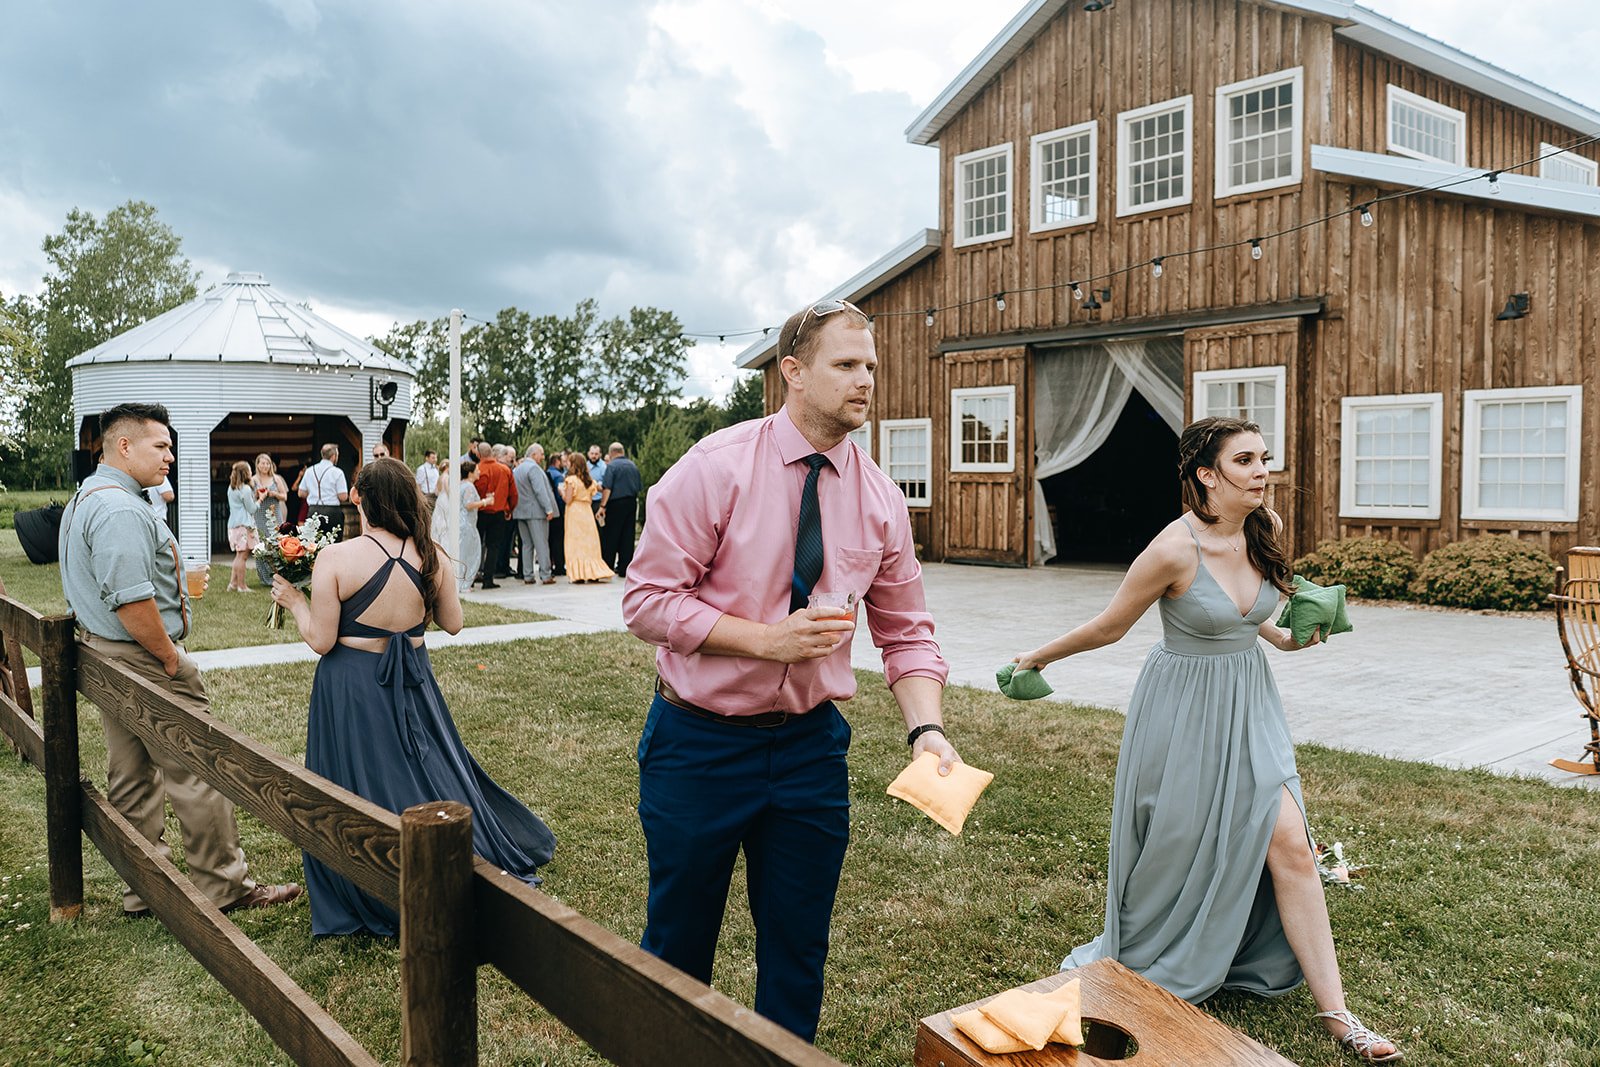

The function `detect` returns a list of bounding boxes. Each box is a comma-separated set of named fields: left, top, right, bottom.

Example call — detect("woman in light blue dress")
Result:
left=1014, top=417, right=1401, bottom=1063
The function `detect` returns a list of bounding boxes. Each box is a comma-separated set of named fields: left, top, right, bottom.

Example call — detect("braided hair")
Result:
left=1177, top=417, right=1294, bottom=597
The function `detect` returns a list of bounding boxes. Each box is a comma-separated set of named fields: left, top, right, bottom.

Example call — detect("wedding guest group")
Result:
left=59, top=402, right=300, bottom=918
left=623, top=299, right=959, bottom=1041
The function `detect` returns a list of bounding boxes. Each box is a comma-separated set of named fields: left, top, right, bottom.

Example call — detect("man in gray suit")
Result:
left=513, top=443, right=559, bottom=585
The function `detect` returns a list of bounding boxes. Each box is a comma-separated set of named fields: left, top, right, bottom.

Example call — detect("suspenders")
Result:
left=65, top=482, right=190, bottom=639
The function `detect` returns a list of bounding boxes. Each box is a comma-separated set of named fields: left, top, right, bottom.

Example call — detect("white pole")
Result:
left=447, top=309, right=462, bottom=584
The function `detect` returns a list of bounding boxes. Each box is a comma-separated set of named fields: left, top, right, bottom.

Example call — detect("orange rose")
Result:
left=280, top=536, right=306, bottom=560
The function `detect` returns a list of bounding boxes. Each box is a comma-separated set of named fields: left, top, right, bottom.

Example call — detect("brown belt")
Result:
left=655, top=677, right=793, bottom=728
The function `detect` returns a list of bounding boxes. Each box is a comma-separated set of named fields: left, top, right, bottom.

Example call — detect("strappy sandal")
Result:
left=1315, top=1010, right=1403, bottom=1062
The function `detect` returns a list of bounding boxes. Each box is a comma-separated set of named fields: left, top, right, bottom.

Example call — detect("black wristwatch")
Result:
left=907, top=722, right=946, bottom=747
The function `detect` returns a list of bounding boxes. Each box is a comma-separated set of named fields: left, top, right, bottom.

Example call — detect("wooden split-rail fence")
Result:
left=0, top=592, right=842, bottom=1067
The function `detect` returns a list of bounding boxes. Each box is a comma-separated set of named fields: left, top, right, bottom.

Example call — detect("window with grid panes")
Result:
left=1217, top=69, right=1301, bottom=195
left=954, top=144, right=1013, bottom=246
left=1192, top=367, right=1286, bottom=471
left=1464, top=387, right=1583, bottom=520
left=1386, top=85, right=1464, bottom=165
left=950, top=387, right=1014, bottom=472
left=1032, top=123, right=1095, bottom=229
left=1119, top=97, right=1192, bottom=214
left=847, top=423, right=871, bottom=458
left=881, top=419, right=932, bottom=506
left=1340, top=395, right=1442, bottom=519
left=1540, top=143, right=1599, bottom=186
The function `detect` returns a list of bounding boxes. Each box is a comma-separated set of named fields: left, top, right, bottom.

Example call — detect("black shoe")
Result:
left=480, top=582, right=500, bottom=589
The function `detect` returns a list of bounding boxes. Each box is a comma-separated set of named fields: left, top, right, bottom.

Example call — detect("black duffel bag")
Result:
left=14, top=504, right=65, bottom=564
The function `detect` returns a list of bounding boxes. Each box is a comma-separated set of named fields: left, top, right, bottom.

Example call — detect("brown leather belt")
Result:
left=655, top=676, right=793, bottom=728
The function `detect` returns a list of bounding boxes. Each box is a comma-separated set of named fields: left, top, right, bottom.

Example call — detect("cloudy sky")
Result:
left=3, top=0, right=1598, bottom=398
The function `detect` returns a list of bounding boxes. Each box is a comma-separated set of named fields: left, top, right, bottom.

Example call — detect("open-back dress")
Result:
left=303, top=535, right=556, bottom=936
left=1066, top=516, right=1307, bottom=1002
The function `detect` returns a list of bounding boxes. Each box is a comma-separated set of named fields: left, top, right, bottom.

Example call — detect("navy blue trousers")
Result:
left=637, top=695, right=851, bottom=1042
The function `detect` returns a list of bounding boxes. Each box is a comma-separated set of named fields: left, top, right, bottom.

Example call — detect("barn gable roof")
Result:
left=906, top=0, right=1600, bottom=147
left=734, top=229, right=941, bottom=369
left=67, top=271, right=411, bottom=374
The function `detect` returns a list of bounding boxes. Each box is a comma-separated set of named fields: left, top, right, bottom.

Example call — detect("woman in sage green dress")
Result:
left=1013, top=417, right=1401, bottom=1063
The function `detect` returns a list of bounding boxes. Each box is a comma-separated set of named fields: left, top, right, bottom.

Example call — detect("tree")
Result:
left=724, top=371, right=767, bottom=424
left=21, top=201, right=199, bottom=486
left=0, top=294, right=43, bottom=488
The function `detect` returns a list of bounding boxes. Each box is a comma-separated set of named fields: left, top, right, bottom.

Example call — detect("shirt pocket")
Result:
left=829, top=547, right=883, bottom=601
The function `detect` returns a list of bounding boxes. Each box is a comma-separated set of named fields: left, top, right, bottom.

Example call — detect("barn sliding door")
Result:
left=941, top=346, right=1029, bottom=565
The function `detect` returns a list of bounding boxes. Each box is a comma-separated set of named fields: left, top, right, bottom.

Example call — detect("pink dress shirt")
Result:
left=623, top=407, right=948, bottom=716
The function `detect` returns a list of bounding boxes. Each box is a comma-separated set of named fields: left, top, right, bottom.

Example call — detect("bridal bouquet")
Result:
left=253, top=513, right=337, bottom=628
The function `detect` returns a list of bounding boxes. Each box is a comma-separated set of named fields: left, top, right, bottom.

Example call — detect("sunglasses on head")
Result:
left=788, top=299, right=863, bottom=358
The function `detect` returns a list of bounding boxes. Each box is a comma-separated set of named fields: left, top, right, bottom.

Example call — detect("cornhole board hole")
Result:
left=915, top=958, right=1297, bottom=1066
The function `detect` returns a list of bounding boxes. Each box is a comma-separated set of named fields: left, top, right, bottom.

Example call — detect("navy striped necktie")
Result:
left=790, top=453, right=828, bottom=612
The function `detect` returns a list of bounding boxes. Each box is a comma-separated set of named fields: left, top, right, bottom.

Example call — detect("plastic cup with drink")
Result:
left=184, top=559, right=210, bottom=601
left=807, top=590, right=857, bottom=619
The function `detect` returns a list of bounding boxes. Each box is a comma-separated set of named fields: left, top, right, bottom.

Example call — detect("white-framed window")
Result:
left=881, top=418, right=933, bottom=507
left=1116, top=95, right=1194, bottom=216
left=847, top=423, right=872, bottom=458
left=1191, top=366, right=1287, bottom=472
left=1540, top=142, right=1599, bottom=187
left=1215, top=68, right=1303, bottom=197
left=1339, top=393, right=1444, bottom=520
left=950, top=386, right=1016, bottom=473
left=1386, top=84, right=1466, bottom=166
left=1462, top=386, right=1583, bottom=522
left=1031, top=121, right=1097, bottom=231
left=953, top=143, right=1014, bottom=247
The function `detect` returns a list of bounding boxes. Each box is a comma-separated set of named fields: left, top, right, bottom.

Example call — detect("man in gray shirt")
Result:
left=598, top=441, right=643, bottom=578
left=60, top=402, right=300, bottom=918
left=512, top=443, right=559, bottom=584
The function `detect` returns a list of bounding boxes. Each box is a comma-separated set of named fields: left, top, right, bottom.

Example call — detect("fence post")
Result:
left=400, top=800, right=477, bottom=1067
left=40, top=616, right=82, bottom=922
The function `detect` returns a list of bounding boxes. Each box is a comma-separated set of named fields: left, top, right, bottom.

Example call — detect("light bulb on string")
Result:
left=925, top=308, right=935, bottom=327
left=1071, top=282, right=1085, bottom=301
left=1150, top=257, right=1164, bottom=279
left=1359, top=203, right=1374, bottom=228
left=1249, top=239, right=1263, bottom=261
left=1488, top=172, right=1502, bottom=196
left=994, top=292, right=1007, bottom=312
left=718, top=335, right=726, bottom=351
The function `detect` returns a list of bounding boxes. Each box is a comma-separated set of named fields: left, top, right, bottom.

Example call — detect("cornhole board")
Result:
left=914, top=958, right=1297, bottom=1066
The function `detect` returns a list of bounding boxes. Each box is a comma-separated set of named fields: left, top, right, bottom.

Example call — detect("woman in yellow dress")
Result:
left=560, top=457, right=612, bottom=583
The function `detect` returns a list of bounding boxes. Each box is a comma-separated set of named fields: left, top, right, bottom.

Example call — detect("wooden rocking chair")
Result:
left=1550, top=547, right=1600, bottom=775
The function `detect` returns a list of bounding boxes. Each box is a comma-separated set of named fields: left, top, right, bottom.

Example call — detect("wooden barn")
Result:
left=737, top=0, right=1600, bottom=566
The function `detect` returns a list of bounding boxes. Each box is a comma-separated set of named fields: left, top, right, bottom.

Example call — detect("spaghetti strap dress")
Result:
left=1066, top=516, right=1307, bottom=1002
left=303, top=537, right=556, bottom=936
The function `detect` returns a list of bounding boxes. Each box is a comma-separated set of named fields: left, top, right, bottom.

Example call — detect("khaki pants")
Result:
left=82, top=633, right=254, bottom=911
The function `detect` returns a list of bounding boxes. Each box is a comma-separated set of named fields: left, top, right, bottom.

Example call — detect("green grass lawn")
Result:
left=0, top=530, right=550, bottom=662
left=0, top=489, right=70, bottom=530
left=1, top=633, right=1597, bottom=1065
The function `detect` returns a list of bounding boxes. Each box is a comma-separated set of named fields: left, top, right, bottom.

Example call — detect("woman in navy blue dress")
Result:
left=273, top=457, right=555, bottom=936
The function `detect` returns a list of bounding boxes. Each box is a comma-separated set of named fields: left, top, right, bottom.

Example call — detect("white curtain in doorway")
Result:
left=1032, top=338, right=1185, bottom=562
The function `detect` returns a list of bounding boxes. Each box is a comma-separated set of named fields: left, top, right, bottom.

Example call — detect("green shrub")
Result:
left=1292, top=537, right=1418, bottom=599
left=1409, top=534, right=1557, bottom=611
left=0, top=489, right=68, bottom=530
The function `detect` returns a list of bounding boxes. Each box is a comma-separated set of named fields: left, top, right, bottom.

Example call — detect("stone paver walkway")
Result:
left=48, top=563, right=1591, bottom=789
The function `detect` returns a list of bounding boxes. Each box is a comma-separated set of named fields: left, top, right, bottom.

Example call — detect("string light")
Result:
left=670, top=132, right=1598, bottom=339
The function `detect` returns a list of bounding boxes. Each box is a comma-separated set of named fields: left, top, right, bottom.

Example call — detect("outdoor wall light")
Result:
left=1081, top=288, right=1111, bottom=311
left=1495, top=292, right=1531, bottom=321
left=1084, top=0, right=1116, bottom=10
left=369, top=376, right=399, bottom=419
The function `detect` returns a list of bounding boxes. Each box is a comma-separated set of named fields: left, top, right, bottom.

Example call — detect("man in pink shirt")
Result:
left=622, top=299, right=960, bottom=1041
